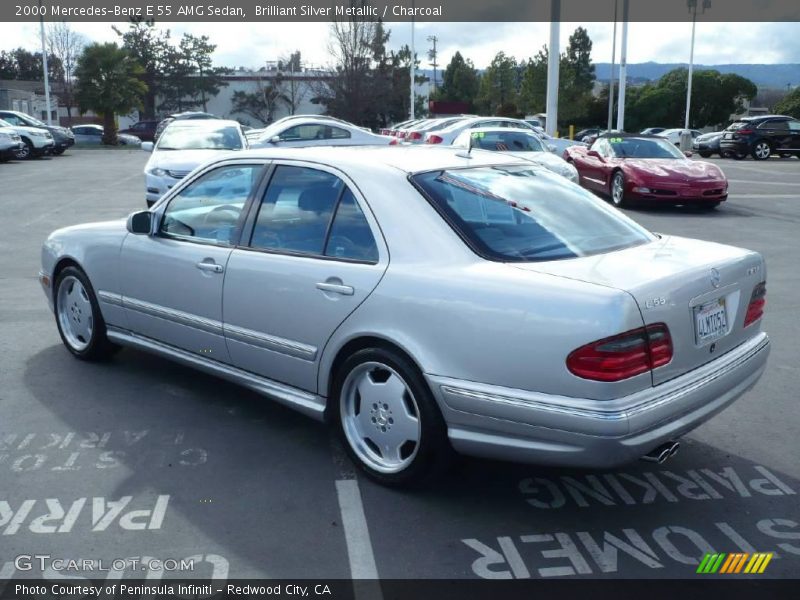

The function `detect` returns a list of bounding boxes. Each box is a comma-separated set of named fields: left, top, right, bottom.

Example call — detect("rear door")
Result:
left=222, top=163, right=389, bottom=392
left=787, top=119, right=800, bottom=151
left=759, top=118, right=791, bottom=152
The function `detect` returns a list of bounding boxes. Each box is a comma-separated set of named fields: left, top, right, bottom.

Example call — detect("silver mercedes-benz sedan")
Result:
left=39, top=146, right=770, bottom=486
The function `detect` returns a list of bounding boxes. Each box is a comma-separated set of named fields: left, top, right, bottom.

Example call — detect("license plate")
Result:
left=695, top=299, right=728, bottom=344
left=724, top=133, right=734, bottom=139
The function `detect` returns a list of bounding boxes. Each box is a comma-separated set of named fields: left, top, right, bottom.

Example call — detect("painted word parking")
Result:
left=461, top=464, right=798, bottom=578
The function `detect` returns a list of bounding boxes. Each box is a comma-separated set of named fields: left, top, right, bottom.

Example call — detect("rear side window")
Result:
left=413, top=166, right=654, bottom=262
left=250, top=165, right=378, bottom=263
left=760, top=120, right=788, bottom=130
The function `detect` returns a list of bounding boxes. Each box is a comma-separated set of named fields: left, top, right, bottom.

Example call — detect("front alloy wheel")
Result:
left=335, top=348, right=451, bottom=486
left=54, top=266, right=118, bottom=360
left=16, top=139, right=33, bottom=160
left=611, top=171, right=627, bottom=207
left=751, top=140, right=772, bottom=160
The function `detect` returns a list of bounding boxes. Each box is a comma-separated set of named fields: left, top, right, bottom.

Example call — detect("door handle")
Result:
left=316, top=282, right=354, bottom=296
left=196, top=261, right=224, bottom=273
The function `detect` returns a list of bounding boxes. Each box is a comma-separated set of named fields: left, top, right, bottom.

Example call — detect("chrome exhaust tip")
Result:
left=641, top=441, right=680, bottom=464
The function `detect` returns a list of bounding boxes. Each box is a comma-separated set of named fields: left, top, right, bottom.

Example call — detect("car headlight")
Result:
left=29, top=131, right=48, bottom=138
left=148, top=167, right=167, bottom=177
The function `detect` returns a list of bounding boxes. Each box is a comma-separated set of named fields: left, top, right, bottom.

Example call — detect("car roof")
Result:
left=225, top=145, right=527, bottom=174
left=76, top=124, right=103, bottom=129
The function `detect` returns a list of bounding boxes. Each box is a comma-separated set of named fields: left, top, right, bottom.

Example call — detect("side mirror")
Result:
left=684, top=150, right=693, bottom=158
left=141, top=141, right=154, bottom=152
left=126, top=211, right=154, bottom=235
left=547, top=144, right=557, bottom=153
left=587, top=149, right=602, bottom=159
left=269, top=136, right=280, bottom=144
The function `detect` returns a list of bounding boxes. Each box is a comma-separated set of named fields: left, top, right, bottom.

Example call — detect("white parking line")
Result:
left=728, top=179, right=800, bottom=186
left=728, top=194, right=798, bottom=199
left=336, top=479, right=383, bottom=600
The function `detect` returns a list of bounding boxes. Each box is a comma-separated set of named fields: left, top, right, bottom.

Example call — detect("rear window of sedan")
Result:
left=412, top=166, right=654, bottom=262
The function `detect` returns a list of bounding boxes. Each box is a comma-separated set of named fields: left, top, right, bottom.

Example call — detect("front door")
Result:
left=120, top=163, right=264, bottom=362
left=222, top=163, right=388, bottom=392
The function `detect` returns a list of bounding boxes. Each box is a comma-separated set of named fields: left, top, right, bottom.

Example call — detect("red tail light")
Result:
left=408, top=131, right=422, bottom=140
left=744, top=282, right=766, bottom=327
left=737, top=129, right=753, bottom=135
left=427, top=135, right=443, bottom=144
left=567, top=324, right=673, bottom=382
left=389, top=138, right=399, bottom=145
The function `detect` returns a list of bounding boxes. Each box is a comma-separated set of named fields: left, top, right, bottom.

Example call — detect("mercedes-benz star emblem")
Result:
left=710, top=268, right=721, bottom=289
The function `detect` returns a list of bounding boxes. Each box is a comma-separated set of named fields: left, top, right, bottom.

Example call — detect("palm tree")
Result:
left=75, top=43, right=147, bottom=145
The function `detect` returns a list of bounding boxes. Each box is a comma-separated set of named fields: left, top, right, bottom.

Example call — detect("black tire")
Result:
left=698, top=151, right=712, bottom=158
left=732, top=152, right=747, bottom=160
left=610, top=170, right=628, bottom=208
left=779, top=152, right=792, bottom=159
left=52, top=147, right=66, bottom=155
left=751, top=140, right=772, bottom=160
left=332, top=346, right=452, bottom=486
left=53, top=266, right=119, bottom=361
left=16, top=138, right=34, bottom=160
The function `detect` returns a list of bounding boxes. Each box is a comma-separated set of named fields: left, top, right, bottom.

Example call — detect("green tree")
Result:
left=0, top=48, right=63, bottom=81
left=230, top=76, right=289, bottom=125
left=476, top=52, right=518, bottom=115
left=432, top=51, right=480, bottom=109
left=559, top=27, right=596, bottom=126
left=114, top=18, right=170, bottom=119
left=519, top=47, right=548, bottom=114
left=74, top=43, right=146, bottom=144
left=774, top=87, right=800, bottom=118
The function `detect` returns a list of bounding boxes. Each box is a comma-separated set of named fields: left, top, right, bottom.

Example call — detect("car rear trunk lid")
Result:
left=511, top=235, right=765, bottom=386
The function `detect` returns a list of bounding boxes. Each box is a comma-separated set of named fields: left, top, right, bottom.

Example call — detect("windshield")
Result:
left=413, top=166, right=653, bottom=262
left=606, top=137, right=685, bottom=159
left=158, top=125, right=243, bottom=150
left=0, top=119, right=13, bottom=128
left=21, top=114, right=46, bottom=127
left=467, top=131, right=546, bottom=153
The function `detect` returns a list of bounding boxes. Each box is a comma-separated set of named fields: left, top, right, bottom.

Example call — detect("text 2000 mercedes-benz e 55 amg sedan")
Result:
left=40, top=146, right=770, bottom=486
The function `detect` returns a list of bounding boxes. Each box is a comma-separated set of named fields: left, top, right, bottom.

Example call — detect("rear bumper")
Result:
left=720, top=140, right=750, bottom=153
left=427, top=332, right=770, bottom=468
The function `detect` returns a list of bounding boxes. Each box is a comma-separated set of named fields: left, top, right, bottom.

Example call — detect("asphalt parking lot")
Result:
left=1, top=149, right=798, bottom=582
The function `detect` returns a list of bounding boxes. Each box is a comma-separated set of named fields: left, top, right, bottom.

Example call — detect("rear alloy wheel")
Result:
left=611, top=171, right=628, bottom=208
left=751, top=140, right=772, bottom=160
left=54, top=266, right=118, bottom=361
left=335, top=347, right=451, bottom=486
left=15, top=139, right=33, bottom=160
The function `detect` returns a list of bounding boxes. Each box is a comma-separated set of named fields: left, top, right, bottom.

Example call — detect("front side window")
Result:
left=160, top=165, right=261, bottom=244
left=413, top=166, right=654, bottom=262
left=279, top=124, right=325, bottom=142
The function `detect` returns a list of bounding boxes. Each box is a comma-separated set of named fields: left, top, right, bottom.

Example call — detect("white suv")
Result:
left=0, top=118, right=54, bottom=159
left=0, top=125, right=23, bottom=161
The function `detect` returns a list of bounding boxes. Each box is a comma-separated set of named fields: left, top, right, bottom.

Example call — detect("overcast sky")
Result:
left=2, top=21, right=799, bottom=70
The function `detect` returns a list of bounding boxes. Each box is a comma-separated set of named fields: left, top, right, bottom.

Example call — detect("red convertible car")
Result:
left=564, top=134, right=728, bottom=209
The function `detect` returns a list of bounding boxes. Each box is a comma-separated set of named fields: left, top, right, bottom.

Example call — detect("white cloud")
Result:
left=1, top=21, right=797, bottom=70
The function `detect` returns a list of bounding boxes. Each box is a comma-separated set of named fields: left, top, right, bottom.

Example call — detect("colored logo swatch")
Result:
left=696, top=552, right=773, bottom=574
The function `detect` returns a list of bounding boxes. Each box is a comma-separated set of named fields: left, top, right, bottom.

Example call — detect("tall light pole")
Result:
left=545, top=0, right=560, bottom=136
left=607, top=0, right=618, bottom=131
left=615, top=0, right=629, bottom=131
left=685, top=0, right=711, bottom=129
left=38, top=0, right=52, bottom=125
left=409, top=2, right=416, bottom=120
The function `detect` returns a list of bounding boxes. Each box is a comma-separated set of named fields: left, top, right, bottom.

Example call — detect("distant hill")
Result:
left=594, top=62, right=800, bottom=88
